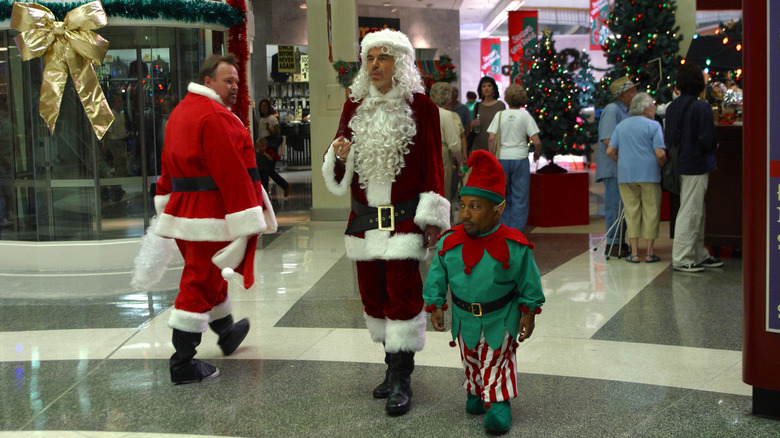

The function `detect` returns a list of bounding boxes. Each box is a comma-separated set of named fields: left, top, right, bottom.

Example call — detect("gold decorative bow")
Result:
left=12, top=1, right=114, bottom=140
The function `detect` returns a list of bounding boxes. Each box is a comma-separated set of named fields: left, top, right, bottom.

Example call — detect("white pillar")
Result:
left=307, top=0, right=358, bottom=220
left=677, top=0, right=697, bottom=58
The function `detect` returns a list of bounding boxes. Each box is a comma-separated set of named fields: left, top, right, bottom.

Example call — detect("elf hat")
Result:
left=459, top=150, right=506, bottom=205
left=360, top=29, right=414, bottom=61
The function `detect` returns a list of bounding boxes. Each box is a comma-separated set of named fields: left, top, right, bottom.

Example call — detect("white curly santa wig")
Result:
left=349, top=29, right=424, bottom=102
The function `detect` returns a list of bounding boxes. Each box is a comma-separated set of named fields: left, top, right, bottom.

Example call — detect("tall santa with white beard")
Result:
left=322, top=29, right=449, bottom=416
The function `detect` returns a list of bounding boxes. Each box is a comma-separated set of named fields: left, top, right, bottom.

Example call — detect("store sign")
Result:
left=480, top=38, right=501, bottom=82
left=299, top=55, right=309, bottom=82
left=277, top=45, right=295, bottom=73
left=358, top=17, right=400, bottom=41
left=508, top=10, right=537, bottom=84
left=768, top=1, right=780, bottom=333
left=589, top=0, right=609, bottom=51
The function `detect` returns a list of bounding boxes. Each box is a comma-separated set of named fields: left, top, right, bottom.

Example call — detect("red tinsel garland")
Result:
left=227, top=0, right=250, bottom=127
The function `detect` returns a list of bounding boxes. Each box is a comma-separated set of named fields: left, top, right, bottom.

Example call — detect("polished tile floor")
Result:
left=1, top=167, right=776, bottom=437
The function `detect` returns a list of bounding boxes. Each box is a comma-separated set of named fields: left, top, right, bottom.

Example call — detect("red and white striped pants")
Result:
left=458, top=330, right=518, bottom=403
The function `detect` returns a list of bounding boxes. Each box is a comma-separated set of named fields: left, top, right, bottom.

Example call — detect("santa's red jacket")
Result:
left=322, top=92, right=450, bottom=261
left=154, top=83, right=276, bottom=287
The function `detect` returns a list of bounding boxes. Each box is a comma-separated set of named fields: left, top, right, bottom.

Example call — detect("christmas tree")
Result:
left=573, top=51, right=597, bottom=108
left=597, top=0, right=683, bottom=107
left=522, top=30, right=594, bottom=169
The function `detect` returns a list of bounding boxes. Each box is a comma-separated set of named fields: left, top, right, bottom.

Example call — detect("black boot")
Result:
left=170, top=329, right=219, bottom=384
left=373, top=351, right=392, bottom=399
left=209, top=315, right=250, bottom=356
left=385, top=351, right=414, bottom=416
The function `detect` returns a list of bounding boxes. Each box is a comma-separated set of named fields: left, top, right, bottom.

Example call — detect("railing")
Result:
left=281, top=122, right=311, bottom=170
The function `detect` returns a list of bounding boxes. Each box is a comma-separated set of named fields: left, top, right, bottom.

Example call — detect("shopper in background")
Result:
left=664, top=62, right=723, bottom=273
left=465, top=91, right=478, bottom=118
left=431, top=82, right=466, bottom=204
left=487, top=84, right=541, bottom=233
left=469, top=76, right=506, bottom=153
left=606, top=93, right=666, bottom=264
left=255, top=99, right=290, bottom=197
left=450, top=86, right=472, bottom=139
left=597, top=76, right=636, bottom=258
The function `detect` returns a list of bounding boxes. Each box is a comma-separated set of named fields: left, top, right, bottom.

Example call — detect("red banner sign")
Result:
left=508, top=10, right=537, bottom=84
left=480, top=38, right=502, bottom=81
left=590, top=0, right=610, bottom=50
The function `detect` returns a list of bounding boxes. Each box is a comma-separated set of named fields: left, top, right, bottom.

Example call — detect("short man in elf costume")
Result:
left=136, top=54, right=276, bottom=384
left=424, top=150, right=545, bottom=433
left=321, top=29, right=449, bottom=415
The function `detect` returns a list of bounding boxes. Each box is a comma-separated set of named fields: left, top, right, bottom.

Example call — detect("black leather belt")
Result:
left=345, top=197, right=419, bottom=235
left=451, top=289, right=518, bottom=317
left=172, top=167, right=260, bottom=192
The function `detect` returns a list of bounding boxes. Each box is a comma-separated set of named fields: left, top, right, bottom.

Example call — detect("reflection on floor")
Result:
left=1, top=165, right=775, bottom=437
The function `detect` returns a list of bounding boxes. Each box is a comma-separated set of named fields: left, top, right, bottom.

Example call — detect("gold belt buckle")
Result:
left=377, top=205, right=395, bottom=231
left=470, top=303, right=483, bottom=317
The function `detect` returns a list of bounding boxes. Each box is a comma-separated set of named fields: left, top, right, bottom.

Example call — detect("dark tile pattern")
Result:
left=523, top=232, right=592, bottom=276
left=4, top=359, right=776, bottom=437
left=591, top=260, right=743, bottom=351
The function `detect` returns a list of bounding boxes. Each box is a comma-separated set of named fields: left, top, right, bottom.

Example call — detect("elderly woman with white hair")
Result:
left=606, top=93, right=667, bottom=263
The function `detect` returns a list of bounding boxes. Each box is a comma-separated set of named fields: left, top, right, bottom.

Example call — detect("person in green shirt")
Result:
left=423, top=149, right=545, bottom=434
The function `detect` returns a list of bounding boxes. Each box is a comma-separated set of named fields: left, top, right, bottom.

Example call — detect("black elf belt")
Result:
left=345, top=197, right=419, bottom=234
left=172, top=168, right=260, bottom=192
left=451, top=290, right=518, bottom=317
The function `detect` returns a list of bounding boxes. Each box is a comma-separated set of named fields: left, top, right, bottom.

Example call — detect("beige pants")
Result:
left=618, top=182, right=661, bottom=240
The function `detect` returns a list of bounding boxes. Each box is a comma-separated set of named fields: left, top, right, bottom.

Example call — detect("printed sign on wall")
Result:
left=590, top=0, right=610, bottom=51
left=277, top=46, right=296, bottom=73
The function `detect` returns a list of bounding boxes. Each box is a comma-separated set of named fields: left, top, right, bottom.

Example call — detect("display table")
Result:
left=527, top=171, right=589, bottom=227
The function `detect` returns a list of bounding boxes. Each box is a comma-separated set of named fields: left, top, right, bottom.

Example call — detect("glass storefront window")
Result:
left=0, top=27, right=224, bottom=242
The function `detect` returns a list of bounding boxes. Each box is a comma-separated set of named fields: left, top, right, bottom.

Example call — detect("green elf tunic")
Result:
left=423, top=223, right=545, bottom=350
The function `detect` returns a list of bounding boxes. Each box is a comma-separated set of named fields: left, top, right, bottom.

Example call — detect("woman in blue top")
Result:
left=606, top=93, right=667, bottom=263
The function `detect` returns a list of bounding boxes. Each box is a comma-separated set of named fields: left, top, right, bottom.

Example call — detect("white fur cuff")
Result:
left=414, top=191, right=451, bottom=231
left=226, top=206, right=267, bottom=238
left=322, top=140, right=355, bottom=196
left=212, top=236, right=248, bottom=270
left=384, top=311, right=427, bottom=353
left=168, top=308, right=210, bottom=333
left=209, top=295, right=232, bottom=321
left=363, top=312, right=386, bottom=343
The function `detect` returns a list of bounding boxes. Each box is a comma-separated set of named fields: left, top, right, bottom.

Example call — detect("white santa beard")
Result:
left=349, top=96, right=416, bottom=188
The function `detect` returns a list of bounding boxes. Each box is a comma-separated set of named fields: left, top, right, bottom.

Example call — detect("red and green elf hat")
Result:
left=459, top=150, right=505, bottom=205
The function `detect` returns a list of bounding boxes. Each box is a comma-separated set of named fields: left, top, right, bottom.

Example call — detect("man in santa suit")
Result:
left=321, top=29, right=450, bottom=415
left=152, top=54, right=276, bottom=384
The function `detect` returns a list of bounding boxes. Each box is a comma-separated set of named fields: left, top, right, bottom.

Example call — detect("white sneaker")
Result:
left=674, top=263, right=705, bottom=273
left=700, top=257, right=725, bottom=268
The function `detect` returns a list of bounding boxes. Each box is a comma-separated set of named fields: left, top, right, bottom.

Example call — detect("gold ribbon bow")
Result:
left=12, top=1, right=114, bottom=140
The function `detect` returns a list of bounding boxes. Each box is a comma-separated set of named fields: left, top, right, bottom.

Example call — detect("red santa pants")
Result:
left=355, top=259, right=424, bottom=320
left=175, top=239, right=229, bottom=314
left=458, top=330, right=518, bottom=403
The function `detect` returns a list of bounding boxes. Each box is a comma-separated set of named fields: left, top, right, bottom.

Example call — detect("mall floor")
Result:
left=0, top=165, right=776, bottom=438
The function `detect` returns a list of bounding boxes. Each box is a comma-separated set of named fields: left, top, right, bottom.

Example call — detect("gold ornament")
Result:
left=12, top=1, right=114, bottom=140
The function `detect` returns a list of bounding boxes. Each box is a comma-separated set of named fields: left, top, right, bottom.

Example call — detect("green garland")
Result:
left=332, top=60, right=360, bottom=89
left=0, top=0, right=245, bottom=28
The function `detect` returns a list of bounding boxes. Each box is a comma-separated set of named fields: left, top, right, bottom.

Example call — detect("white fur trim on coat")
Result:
left=188, top=82, right=224, bottom=105
left=260, top=184, right=278, bottom=234
left=156, top=214, right=232, bottom=241
left=414, top=191, right=451, bottom=231
left=365, top=180, right=392, bottom=207
left=169, top=308, right=210, bottom=333
left=154, top=194, right=170, bottom=217
left=384, top=311, right=427, bottom=353
left=363, top=312, right=386, bottom=343
left=209, top=295, right=232, bottom=321
left=226, top=206, right=267, bottom=238
left=345, top=231, right=425, bottom=261
left=322, top=140, right=356, bottom=196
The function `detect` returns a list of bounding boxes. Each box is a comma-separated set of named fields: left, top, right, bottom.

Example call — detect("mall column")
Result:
left=743, top=0, right=780, bottom=419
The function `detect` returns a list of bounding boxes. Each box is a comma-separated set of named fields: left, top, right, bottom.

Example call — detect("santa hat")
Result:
left=360, top=29, right=414, bottom=61
left=459, top=150, right=505, bottom=205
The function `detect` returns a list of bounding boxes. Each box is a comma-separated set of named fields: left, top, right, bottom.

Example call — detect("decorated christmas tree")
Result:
left=521, top=30, right=594, bottom=169
left=596, top=0, right=683, bottom=108
left=573, top=51, right=597, bottom=108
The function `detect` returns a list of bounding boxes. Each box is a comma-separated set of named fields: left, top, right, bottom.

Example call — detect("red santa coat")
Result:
left=322, top=92, right=450, bottom=261
left=154, top=83, right=276, bottom=287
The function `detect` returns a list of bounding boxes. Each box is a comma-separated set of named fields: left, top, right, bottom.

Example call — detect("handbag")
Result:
left=493, top=110, right=503, bottom=158
left=661, top=97, right=695, bottom=194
